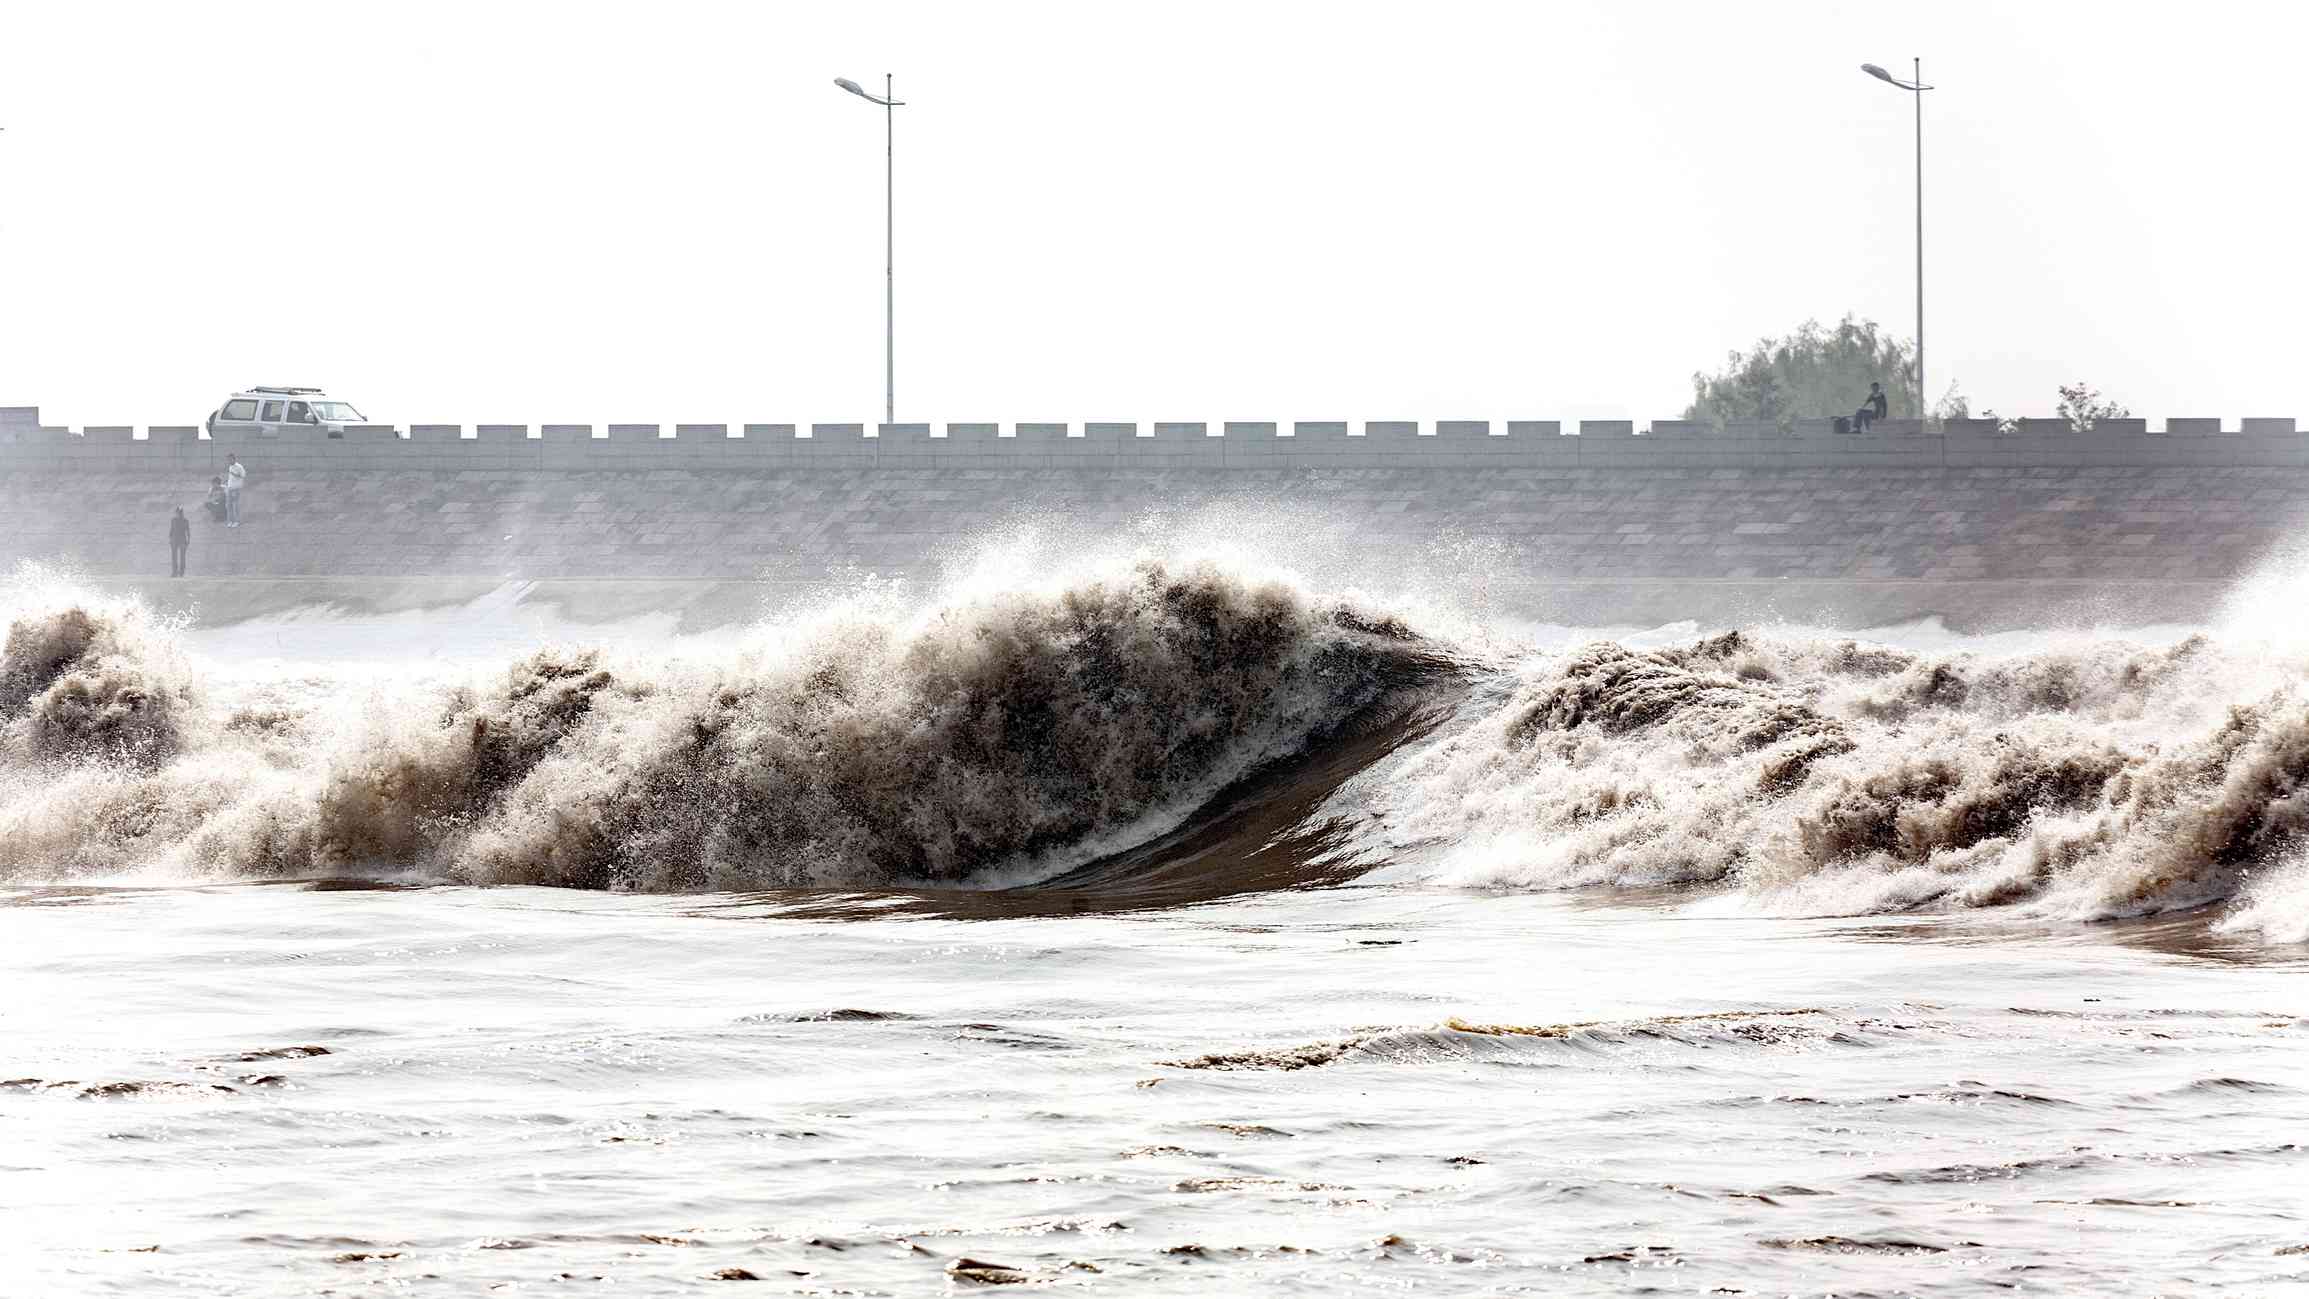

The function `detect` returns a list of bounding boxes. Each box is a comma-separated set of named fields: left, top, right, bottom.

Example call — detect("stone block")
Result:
left=725, top=425, right=795, bottom=462
left=541, top=424, right=596, bottom=440
left=787, top=427, right=873, bottom=464
left=1434, top=420, right=1492, bottom=439
left=2018, top=418, right=2072, bottom=436
left=2091, top=418, right=2149, bottom=436
left=2164, top=418, right=2221, bottom=435
left=1647, top=420, right=1707, bottom=438
left=149, top=425, right=203, bottom=443
left=476, top=423, right=530, bottom=441
left=542, top=436, right=615, bottom=468
left=2241, top=418, right=2298, bottom=434
left=872, top=425, right=938, bottom=459
left=1124, top=424, right=1222, bottom=461
left=1223, top=421, right=1278, bottom=439
left=1577, top=420, right=1634, bottom=438
left=1293, top=421, right=1351, bottom=438
left=607, top=424, right=663, bottom=440
left=944, top=422, right=1000, bottom=441
left=1365, top=421, right=1420, bottom=441
left=1506, top=420, right=1565, bottom=438
left=1046, top=430, right=1111, bottom=459
left=82, top=426, right=136, bottom=442
left=1016, top=422, right=1073, bottom=441
left=408, top=424, right=464, bottom=441
left=676, top=424, right=732, bottom=440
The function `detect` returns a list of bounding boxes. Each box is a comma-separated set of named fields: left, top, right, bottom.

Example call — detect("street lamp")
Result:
left=1862, top=59, right=1933, bottom=417
left=835, top=74, right=904, bottom=427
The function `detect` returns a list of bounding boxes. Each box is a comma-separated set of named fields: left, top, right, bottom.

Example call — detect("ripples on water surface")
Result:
left=8, top=884, right=2306, bottom=1295
left=2, top=545, right=2307, bottom=1294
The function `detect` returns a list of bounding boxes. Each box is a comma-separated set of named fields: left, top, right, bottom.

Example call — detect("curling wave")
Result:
left=3, top=558, right=2305, bottom=943
left=0, top=561, right=1444, bottom=890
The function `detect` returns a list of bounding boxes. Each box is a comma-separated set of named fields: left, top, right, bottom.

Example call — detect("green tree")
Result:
left=2054, top=381, right=2130, bottom=432
left=1683, top=315, right=1919, bottom=428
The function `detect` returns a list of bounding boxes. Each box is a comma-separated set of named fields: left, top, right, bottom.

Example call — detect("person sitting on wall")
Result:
left=204, top=476, right=227, bottom=522
left=1853, top=382, right=1890, bottom=433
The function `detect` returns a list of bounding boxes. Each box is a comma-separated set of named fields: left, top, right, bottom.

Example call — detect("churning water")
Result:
left=2, top=537, right=2305, bottom=1295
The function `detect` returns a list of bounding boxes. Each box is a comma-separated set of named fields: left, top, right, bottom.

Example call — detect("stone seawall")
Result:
left=4, top=407, right=2305, bottom=630
left=1, top=462, right=2303, bottom=631
left=5, top=412, right=2309, bottom=472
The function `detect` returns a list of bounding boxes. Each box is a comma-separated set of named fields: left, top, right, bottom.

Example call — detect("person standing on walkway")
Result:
left=225, top=454, right=246, bottom=526
left=169, top=507, right=191, bottom=577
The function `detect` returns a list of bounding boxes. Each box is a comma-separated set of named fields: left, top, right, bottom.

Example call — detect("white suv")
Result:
left=206, top=387, right=373, bottom=439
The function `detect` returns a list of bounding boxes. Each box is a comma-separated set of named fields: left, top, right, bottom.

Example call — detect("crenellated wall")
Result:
left=2, top=407, right=2306, bottom=471
left=6, top=402, right=2309, bottom=631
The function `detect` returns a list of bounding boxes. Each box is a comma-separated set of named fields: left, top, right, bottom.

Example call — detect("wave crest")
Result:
left=2, top=591, right=196, bottom=768
left=0, top=560, right=1439, bottom=891
left=1355, top=629, right=2309, bottom=931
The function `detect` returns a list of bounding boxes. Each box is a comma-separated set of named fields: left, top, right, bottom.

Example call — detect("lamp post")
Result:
left=834, top=75, right=904, bottom=427
left=1862, top=59, right=1932, bottom=416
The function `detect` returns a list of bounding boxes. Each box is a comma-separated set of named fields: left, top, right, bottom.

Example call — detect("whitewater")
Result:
left=3, top=534, right=2306, bottom=1295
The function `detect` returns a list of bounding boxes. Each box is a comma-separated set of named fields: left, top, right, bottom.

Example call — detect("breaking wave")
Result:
left=1, top=555, right=2305, bottom=944
left=0, top=580, right=197, bottom=769
left=1343, top=627, right=2309, bottom=935
left=0, top=561, right=1442, bottom=890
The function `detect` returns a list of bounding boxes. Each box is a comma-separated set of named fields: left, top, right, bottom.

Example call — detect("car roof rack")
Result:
left=249, top=386, right=325, bottom=395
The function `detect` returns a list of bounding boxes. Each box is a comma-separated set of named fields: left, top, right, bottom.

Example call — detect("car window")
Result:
left=261, top=400, right=284, bottom=421
left=221, top=399, right=259, bottom=421
left=287, top=401, right=313, bottom=422
left=313, top=402, right=364, bottom=422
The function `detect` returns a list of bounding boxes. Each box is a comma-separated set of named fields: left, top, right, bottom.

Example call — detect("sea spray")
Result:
left=1351, top=629, right=2309, bottom=932
left=0, top=560, right=1437, bottom=890
left=2220, top=850, right=2309, bottom=945
left=0, top=581, right=198, bottom=769
left=3, top=559, right=2304, bottom=943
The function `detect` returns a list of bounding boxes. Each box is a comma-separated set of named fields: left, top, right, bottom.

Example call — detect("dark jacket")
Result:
left=170, top=515, right=190, bottom=545
left=1868, top=391, right=1889, bottom=419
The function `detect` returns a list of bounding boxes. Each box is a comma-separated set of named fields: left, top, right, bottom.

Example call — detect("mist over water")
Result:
left=6, top=517, right=2308, bottom=1295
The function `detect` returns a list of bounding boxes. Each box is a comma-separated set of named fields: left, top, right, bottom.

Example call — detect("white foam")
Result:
left=2219, top=852, right=2309, bottom=945
left=1331, top=625, right=2309, bottom=940
left=0, top=552, right=1431, bottom=893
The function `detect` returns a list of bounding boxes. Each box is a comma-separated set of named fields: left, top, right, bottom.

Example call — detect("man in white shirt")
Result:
left=225, top=454, right=247, bottom=527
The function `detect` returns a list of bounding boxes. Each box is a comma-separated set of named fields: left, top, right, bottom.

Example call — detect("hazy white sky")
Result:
left=2, top=0, right=2303, bottom=428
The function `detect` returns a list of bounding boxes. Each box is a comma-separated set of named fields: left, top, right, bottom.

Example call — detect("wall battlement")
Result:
left=1, top=407, right=2305, bottom=472
left=7, top=390, right=2309, bottom=626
